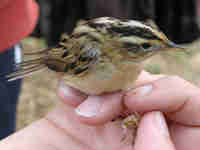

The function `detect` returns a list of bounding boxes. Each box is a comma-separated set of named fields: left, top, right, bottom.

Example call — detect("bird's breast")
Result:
left=61, top=60, right=142, bottom=95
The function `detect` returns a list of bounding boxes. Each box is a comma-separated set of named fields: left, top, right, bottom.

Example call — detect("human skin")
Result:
left=0, top=71, right=200, bottom=150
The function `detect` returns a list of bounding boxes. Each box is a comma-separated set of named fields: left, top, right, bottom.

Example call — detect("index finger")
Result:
left=125, top=75, right=200, bottom=126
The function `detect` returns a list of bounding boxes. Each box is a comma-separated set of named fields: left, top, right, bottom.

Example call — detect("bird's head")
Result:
left=82, top=17, right=185, bottom=62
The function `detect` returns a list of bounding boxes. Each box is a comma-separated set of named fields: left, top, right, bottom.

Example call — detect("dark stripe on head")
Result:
left=109, top=26, right=161, bottom=40
left=72, top=32, right=100, bottom=42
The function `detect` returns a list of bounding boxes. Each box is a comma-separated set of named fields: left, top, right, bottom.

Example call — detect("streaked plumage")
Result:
left=7, top=17, right=184, bottom=94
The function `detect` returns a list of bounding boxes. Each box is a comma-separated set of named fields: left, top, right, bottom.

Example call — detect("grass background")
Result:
left=16, top=37, right=200, bottom=130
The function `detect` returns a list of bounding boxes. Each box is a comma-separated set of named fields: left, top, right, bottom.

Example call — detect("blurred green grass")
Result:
left=17, top=37, right=200, bottom=130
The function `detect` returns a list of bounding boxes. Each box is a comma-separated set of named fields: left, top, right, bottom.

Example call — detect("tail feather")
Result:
left=6, top=64, right=46, bottom=81
left=17, top=57, right=46, bottom=67
left=23, top=47, right=52, bottom=55
left=3, top=45, right=63, bottom=81
left=5, top=53, right=48, bottom=81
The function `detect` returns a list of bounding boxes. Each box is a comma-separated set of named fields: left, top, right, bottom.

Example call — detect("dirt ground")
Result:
left=16, top=38, right=200, bottom=130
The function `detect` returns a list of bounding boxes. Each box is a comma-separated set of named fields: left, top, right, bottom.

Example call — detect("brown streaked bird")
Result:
left=6, top=17, right=185, bottom=143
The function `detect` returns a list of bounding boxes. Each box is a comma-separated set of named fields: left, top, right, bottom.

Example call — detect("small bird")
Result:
left=8, top=17, right=184, bottom=94
left=7, top=17, right=185, bottom=143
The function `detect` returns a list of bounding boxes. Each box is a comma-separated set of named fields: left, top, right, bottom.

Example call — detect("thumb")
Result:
left=134, top=111, right=176, bottom=150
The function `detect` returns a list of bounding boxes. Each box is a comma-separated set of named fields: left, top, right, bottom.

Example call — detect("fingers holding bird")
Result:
left=57, top=71, right=163, bottom=125
left=125, top=75, right=200, bottom=126
left=58, top=81, right=124, bottom=125
left=58, top=70, right=200, bottom=127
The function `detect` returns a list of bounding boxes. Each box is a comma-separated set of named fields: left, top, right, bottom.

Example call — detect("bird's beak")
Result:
left=167, top=41, right=185, bottom=50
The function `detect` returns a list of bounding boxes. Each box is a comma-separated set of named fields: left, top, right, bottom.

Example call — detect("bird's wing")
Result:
left=5, top=39, right=101, bottom=81
left=62, top=41, right=101, bottom=76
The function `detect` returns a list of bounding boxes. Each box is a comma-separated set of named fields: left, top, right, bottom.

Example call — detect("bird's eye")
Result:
left=141, top=43, right=151, bottom=49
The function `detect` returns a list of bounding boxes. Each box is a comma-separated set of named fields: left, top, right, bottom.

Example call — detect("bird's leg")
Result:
left=121, top=112, right=141, bottom=145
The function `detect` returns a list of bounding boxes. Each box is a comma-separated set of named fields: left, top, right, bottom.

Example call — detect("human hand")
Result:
left=124, top=72, right=200, bottom=150
left=55, top=71, right=200, bottom=150
left=1, top=71, right=199, bottom=150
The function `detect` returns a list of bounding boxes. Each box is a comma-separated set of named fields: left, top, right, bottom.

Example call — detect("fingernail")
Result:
left=154, top=112, right=169, bottom=137
left=59, top=81, right=87, bottom=100
left=75, top=96, right=102, bottom=117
